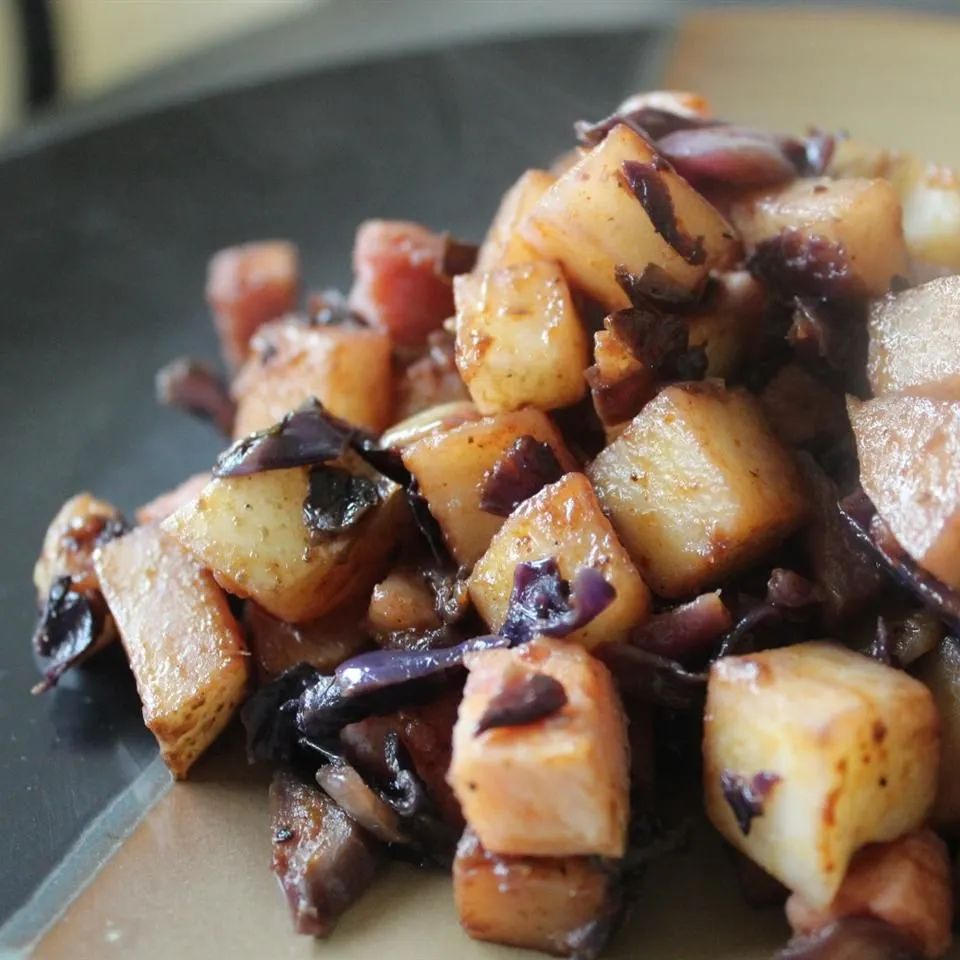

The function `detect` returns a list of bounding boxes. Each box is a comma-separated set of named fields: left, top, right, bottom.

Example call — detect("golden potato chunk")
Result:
left=588, top=382, right=809, bottom=598
left=521, top=124, right=739, bottom=310
left=469, top=473, right=651, bottom=648
left=914, top=639, right=960, bottom=827
left=401, top=409, right=576, bottom=567
left=380, top=400, right=481, bottom=450
left=786, top=830, right=952, bottom=959
left=849, top=393, right=960, bottom=590
left=704, top=642, right=939, bottom=908
left=730, top=177, right=907, bottom=297
left=163, top=463, right=405, bottom=623
left=476, top=169, right=556, bottom=271
left=232, top=319, right=393, bottom=437
left=867, top=276, right=960, bottom=400
left=449, top=638, right=629, bottom=858
left=95, top=526, right=251, bottom=779
left=454, top=261, right=589, bottom=414
left=453, top=828, right=618, bottom=956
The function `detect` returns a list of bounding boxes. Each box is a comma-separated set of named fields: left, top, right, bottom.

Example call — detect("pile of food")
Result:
left=31, top=89, right=960, bottom=958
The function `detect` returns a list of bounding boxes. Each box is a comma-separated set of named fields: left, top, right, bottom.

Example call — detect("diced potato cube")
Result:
left=232, top=319, right=393, bottom=437
left=894, top=156, right=960, bottom=272
left=867, top=276, right=960, bottom=400
left=588, top=383, right=809, bottom=598
left=402, top=409, right=576, bottom=567
left=786, top=830, right=952, bottom=959
left=453, top=828, right=618, bottom=956
left=686, top=271, right=767, bottom=379
left=34, top=492, right=125, bottom=600
left=730, top=177, right=907, bottom=297
left=136, top=472, right=211, bottom=526
left=760, top=364, right=846, bottom=449
left=94, top=526, right=251, bottom=778
left=914, top=639, right=960, bottom=826
left=454, top=261, right=589, bottom=414
left=469, top=473, right=651, bottom=648
left=848, top=394, right=960, bottom=590
left=380, top=401, right=481, bottom=450
left=367, top=568, right=440, bottom=635
left=206, top=241, right=299, bottom=368
left=163, top=463, right=406, bottom=623
left=448, top=637, right=629, bottom=857
left=245, top=600, right=370, bottom=680
left=348, top=220, right=455, bottom=347
left=476, top=169, right=556, bottom=271
left=395, top=331, right=470, bottom=420
left=704, top=642, right=939, bottom=907
left=521, top=124, right=739, bottom=310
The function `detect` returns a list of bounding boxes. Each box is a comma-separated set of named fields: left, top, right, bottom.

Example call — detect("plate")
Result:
left=2, top=7, right=959, bottom=958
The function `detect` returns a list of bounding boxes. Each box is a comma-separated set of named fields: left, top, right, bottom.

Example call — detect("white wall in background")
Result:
left=52, top=0, right=316, bottom=98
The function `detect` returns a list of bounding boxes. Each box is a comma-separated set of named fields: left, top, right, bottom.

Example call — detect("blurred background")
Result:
left=2, top=0, right=958, bottom=148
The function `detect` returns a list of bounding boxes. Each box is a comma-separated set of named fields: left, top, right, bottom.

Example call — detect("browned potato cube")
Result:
left=163, top=463, right=406, bottom=623
left=521, top=124, right=739, bottom=310
left=867, top=276, right=960, bottom=400
left=786, top=830, right=952, bottom=959
left=588, top=383, right=809, bottom=598
left=95, top=526, right=251, bottom=779
left=454, top=261, right=589, bottom=414
left=394, top=331, right=470, bottom=421
left=453, top=828, right=618, bottom=956
left=401, top=409, right=576, bottom=567
left=367, top=568, right=440, bottom=635
left=206, top=240, right=299, bottom=368
left=232, top=318, right=393, bottom=437
left=848, top=394, right=960, bottom=590
left=380, top=401, right=481, bottom=450
left=914, top=639, right=960, bottom=827
left=704, top=642, right=939, bottom=907
left=476, top=169, right=556, bottom=271
left=245, top=601, right=370, bottom=680
left=730, top=177, right=907, bottom=297
left=686, top=271, right=767, bottom=379
left=469, top=473, right=651, bottom=648
left=448, top=638, right=629, bottom=858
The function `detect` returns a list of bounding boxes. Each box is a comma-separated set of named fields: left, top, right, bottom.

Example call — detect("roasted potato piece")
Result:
left=449, top=638, right=629, bottom=858
left=245, top=601, right=370, bottom=680
left=521, top=124, right=739, bottom=310
left=163, top=462, right=406, bottom=623
left=476, top=169, right=556, bottom=271
left=232, top=319, right=393, bottom=437
left=453, top=828, right=618, bottom=956
left=588, top=382, right=809, bottom=598
left=367, top=568, right=440, bottom=635
left=454, top=261, right=589, bottom=414
left=348, top=220, right=455, bottom=348
left=401, top=409, right=576, bottom=567
left=206, top=240, right=299, bottom=368
left=269, top=770, right=384, bottom=937
left=95, top=526, right=251, bottom=779
left=469, top=473, right=651, bottom=648
left=760, top=363, right=847, bottom=449
left=34, top=493, right=125, bottom=601
left=786, top=830, right=952, bottom=959
left=136, top=472, right=211, bottom=526
left=686, top=271, right=767, bottom=380
left=704, top=642, right=939, bottom=907
left=848, top=394, right=960, bottom=590
left=730, top=177, right=907, bottom=297
left=380, top=401, right=481, bottom=450
left=867, top=276, right=960, bottom=400
left=395, top=331, right=470, bottom=420
left=914, top=639, right=960, bottom=827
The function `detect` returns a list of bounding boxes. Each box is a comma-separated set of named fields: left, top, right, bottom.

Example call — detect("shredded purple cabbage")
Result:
left=574, top=105, right=711, bottom=147
left=478, top=436, right=564, bottom=517
left=302, top=466, right=380, bottom=539
left=31, top=576, right=102, bottom=693
left=620, top=159, right=706, bottom=266
left=719, top=770, right=781, bottom=835
left=500, top=559, right=616, bottom=645
left=438, top=235, right=479, bottom=278
left=614, top=263, right=699, bottom=309
left=156, top=356, right=236, bottom=435
left=595, top=643, right=706, bottom=709
left=749, top=229, right=862, bottom=300
left=777, top=917, right=921, bottom=960
left=631, top=593, right=732, bottom=661
left=474, top=672, right=567, bottom=735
